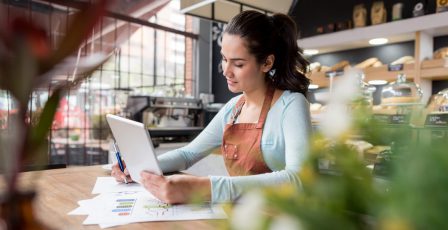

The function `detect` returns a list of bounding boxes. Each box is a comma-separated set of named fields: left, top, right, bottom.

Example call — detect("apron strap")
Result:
left=230, top=96, right=246, bottom=125
left=256, top=85, right=275, bottom=129
left=230, top=85, right=275, bottom=127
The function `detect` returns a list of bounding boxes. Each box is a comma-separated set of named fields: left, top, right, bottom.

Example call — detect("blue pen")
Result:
left=113, top=142, right=128, bottom=184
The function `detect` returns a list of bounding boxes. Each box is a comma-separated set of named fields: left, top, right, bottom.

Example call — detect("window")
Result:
left=0, top=0, right=198, bottom=166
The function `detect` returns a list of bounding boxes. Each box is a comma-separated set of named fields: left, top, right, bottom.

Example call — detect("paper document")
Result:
left=68, top=199, right=94, bottom=215
left=82, top=191, right=226, bottom=226
left=69, top=176, right=227, bottom=228
left=91, top=177, right=146, bottom=194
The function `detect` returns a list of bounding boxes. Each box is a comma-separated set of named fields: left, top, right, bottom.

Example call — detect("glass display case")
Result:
left=373, top=73, right=424, bottom=125
left=427, top=88, right=448, bottom=114
left=358, top=73, right=376, bottom=106
left=380, top=73, right=423, bottom=105
left=424, top=88, right=448, bottom=127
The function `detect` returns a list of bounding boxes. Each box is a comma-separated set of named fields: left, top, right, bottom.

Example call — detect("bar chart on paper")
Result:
left=113, top=198, right=136, bottom=216
left=82, top=191, right=227, bottom=226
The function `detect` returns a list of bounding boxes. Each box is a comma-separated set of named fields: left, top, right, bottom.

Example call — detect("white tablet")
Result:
left=106, top=114, right=163, bottom=183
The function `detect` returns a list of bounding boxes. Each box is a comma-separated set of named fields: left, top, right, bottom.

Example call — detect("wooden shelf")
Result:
left=298, top=12, right=448, bottom=54
left=421, top=59, right=448, bottom=80
left=300, top=12, right=448, bottom=102
left=421, top=67, right=448, bottom=80
left=308, top=62, right=448, bottom=88
left=307, top=71, right=329, bottom=87
left=364, top=64, right=415, bottom=82
left=307, top=64, right=416, bottom=88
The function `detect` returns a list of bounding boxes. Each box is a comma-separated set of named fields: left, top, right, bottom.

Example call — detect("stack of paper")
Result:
left=68, top=177, right=227, bottom=228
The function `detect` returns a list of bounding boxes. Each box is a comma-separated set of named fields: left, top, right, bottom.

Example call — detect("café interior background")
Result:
left=1, top=0, right=448, bottom=167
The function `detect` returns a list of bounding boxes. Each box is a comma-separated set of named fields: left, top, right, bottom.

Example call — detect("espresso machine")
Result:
left=125, top=95, right=203, bottom=144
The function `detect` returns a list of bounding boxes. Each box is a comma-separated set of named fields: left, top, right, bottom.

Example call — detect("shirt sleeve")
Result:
left=157, top=97, right=238, bottom=173
left=210, top=93, right=311, bottom=203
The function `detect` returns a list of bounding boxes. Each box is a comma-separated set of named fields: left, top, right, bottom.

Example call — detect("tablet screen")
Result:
left=106, top=114, right=163, bottom=183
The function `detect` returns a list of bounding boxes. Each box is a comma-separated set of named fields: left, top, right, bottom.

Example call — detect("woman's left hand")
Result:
left=140, top=171, right=211, bottom=204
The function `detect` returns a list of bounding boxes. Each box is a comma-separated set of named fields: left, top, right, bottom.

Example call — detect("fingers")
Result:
left=141, top=171, right=165, bottom=183
left=111, top=163, right=124, bottom=181
left=140, top=171, right=164, bottom=188
left=139, top=173, right=192, bottom=204
left=111, top=162, right=120, bottom=171
left=112, top=172, right=126, bottom=183
left=111, top=163, right=132, bottom=183
left=140, top=171, right=166, bottom=200
left=124, top=168, right=133, bottom=183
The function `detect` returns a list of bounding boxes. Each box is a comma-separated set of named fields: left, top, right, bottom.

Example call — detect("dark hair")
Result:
left=224, top=10, right=310, bottom=95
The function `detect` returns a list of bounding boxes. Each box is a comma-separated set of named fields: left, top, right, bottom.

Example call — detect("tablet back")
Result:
left=106, top=114, right=163, bottom=183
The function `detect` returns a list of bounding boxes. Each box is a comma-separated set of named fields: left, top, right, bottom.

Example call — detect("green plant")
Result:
left=378, top=139, right=448, bottom=230
left=0, top=0, right=110, bottom=195
left=229, top=70, right=448, bottom=230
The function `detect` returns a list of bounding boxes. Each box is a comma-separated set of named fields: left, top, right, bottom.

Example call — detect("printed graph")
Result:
left=111, top=198, right=136, bottom=216
left=142, top=200, right=171, bottom=216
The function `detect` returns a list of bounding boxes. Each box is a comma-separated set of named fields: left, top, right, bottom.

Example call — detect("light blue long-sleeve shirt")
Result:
left=158, top=90, right=311, bottom=203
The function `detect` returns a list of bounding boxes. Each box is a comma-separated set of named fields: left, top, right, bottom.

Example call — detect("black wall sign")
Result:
left=211, top=22, right=237, bottom=103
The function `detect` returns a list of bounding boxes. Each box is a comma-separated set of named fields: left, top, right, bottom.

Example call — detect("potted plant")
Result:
left=0, top=1, right=110, bottom=228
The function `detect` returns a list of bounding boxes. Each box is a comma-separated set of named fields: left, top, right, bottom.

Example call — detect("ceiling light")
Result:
left=304, top=49, right=319, bottom=56
left=368, top=80, right=388, bottom=85
left=308, top=84, right=319, bottom=89
left=369, top=38, right=388, bottom=45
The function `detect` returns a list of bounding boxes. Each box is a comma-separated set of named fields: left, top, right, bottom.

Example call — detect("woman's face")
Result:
left=221, top=33, right=267, bottom=94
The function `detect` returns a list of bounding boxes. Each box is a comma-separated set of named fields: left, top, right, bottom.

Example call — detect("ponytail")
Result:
left=271, top=14, right=310, bottom=95
left=225, top=10, right=310, bottom=96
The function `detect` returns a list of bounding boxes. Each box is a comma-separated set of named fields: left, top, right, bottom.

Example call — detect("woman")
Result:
left=112, top=10, right=311, bottom=204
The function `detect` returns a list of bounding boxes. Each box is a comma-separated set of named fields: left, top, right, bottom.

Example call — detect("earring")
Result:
left=268, top=69, right=276, bottom=81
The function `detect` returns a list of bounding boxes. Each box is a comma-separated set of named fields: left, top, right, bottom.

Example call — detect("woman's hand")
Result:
left=111, top=162, right=133, bottom=183
left=140, top=171, right=211, bottom=204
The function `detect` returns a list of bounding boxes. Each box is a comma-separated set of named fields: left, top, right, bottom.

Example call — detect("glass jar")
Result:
left=358, top=73, right=376, bottom=106
left=427, top=88, right=448, bottom=114
left=380, top=73, right=423, bottom=105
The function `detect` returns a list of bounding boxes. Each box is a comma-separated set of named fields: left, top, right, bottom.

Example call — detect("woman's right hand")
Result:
left=111, top=162, right=133, bottom=183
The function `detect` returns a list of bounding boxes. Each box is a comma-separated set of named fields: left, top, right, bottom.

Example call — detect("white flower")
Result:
left=320, top=68, right=362, bottom=139
left=231, top=190, right=266, bottom=230
left=320, top=103, right=352, bottom=139
left=269, top=214, right=304, bottom=230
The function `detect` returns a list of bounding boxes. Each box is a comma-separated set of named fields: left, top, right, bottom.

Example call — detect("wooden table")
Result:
left=24, top=165, right=227, bottom=229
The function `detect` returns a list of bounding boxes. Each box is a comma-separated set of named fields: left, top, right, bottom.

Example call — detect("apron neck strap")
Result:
left=256, top=85, right=275, bottom=128
left=230, top=96, right=245, bottom=124
left=230, top=85, right=275, bottom=126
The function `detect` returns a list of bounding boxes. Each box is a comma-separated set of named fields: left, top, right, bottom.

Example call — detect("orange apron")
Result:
left=221, top=86, right=275, bottom=176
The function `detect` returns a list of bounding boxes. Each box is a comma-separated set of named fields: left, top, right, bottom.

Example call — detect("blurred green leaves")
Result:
left=230, top=95, right=448, bottom=230
left=380, top=140, right=448, bottom=230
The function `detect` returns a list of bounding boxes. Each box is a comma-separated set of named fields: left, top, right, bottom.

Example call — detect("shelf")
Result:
left=364, top=64, right=415, bottom=82
left=421, top=67, right=448, bottom=80
left=308, top=61, right=448, bottom=87
left=298, top=12, right=448, bottom=54
left=307, top=72, right=329, bottom=87
left=421, top=59, right=448, bottom=80
left=308, top=64, right=416, bottom=88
